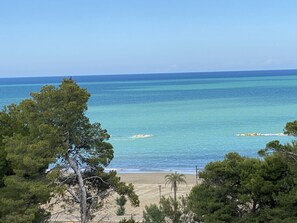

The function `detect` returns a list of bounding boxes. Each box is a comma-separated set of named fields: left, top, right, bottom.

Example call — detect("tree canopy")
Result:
left=188, top=151, right=297, bottom=222
left=165, top=172, right=187, bottom=201
left=0, top=79, right=139, bottom=223
left=143, top=196, right=196, bottom=223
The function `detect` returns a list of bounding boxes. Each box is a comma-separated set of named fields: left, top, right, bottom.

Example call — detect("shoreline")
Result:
left=106, top=168, right=199, bottom=175
left=118, top=172, right=198, bottom=185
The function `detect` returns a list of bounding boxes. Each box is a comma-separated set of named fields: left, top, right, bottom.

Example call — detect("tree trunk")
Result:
left=252, top=200, right=257, bottom=213
left=67, top=156, right=88, bottom=223
left=173, top=182, right=177, bottom=201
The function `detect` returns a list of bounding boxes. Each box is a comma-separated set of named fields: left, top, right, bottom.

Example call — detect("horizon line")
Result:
left=1, top=68, right=297, bottom=79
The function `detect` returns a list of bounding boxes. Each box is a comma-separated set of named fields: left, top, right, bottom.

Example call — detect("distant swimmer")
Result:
left=131, top=134, right=153, bottom=139
left=236, top=133, right=286, bottom=137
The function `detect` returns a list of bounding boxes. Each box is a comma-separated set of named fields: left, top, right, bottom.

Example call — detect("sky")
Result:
left=0, top=0, right=297, bottom=77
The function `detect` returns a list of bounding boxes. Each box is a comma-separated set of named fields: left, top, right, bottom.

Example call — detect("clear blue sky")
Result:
left=1, top=0, right=297, bottom=77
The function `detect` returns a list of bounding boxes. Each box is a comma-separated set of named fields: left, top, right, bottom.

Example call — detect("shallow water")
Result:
left=1, top=70, right=297, bottom=173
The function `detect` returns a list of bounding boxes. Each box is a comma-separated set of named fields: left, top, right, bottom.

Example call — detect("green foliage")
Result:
left=0, top=103, right=52, bottom=222
left=143, top=196, right=196, bottom=223
left=116, top=205, right=126, bottom=216
left=111, top=174, right=139, bottom=207
left=116, top=195, right=128, bottom=206
left=188, top=151, right=297, bottom=222
left=284, top=120, right=297, bottom=136
left=160, top=197, right=182, bottom=223
left=257, top=120, right=297, bottom=222
left=0, top=79, right=139, bottom=222
left=116, top=195, right=127, bottom=216
left=165, top=172, right=187, bottom=201
left=0, top=176, right=51, bottom=223
left=143, top=203, right=165, bottom=223
left=0, top=105, right=23, bottom=187
left=118, top=217, right=139, bottom=223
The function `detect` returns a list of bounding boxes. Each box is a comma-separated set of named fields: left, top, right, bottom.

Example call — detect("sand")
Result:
left=48, top=172, right=198, bottom=223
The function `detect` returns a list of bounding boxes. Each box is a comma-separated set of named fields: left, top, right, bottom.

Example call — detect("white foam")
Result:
left=131, top=134, right=153, bottom=139
left=236, top=133, right=286, bottom=137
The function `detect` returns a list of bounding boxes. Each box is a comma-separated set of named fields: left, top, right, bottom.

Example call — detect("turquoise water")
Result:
left=1, top=71, right=297, bottom=173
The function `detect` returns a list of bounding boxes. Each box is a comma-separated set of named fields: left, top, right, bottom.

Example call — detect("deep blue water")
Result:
left=1, top=70, right=297, bottom=173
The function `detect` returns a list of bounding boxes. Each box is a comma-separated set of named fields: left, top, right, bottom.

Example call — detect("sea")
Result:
left=1, top=70, right=297, bottom=173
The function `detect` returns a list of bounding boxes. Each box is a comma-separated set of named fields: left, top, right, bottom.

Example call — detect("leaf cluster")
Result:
left=0, top=102, right=53, bottom=222
left=143, top=196, right=197, bottom=223
left=189, top=151, right=297, bottom=222
left=119, top=217, right=139, bottom=223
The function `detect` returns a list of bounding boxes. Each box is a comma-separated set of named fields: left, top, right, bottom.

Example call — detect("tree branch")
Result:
left=83, top=176, right=109, bottom=185
left=67, top=188, right=81, bottom=203
left=279, top=150, right=297, bottom=163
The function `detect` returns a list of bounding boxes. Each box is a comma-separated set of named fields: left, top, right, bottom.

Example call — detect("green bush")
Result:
left=116, top=205, right=126, bottom=216
left=119, top=217, right=138, bottom=223
left=116, top=195, right=127, bottom=206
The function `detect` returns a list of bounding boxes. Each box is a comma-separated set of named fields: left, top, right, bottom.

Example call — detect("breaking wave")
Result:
left=236, top=133, right=286, bottom=137
left=131, top=134, right=153, bottom=139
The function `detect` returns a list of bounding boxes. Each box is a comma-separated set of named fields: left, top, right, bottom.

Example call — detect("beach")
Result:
left=49, top=172, right=198, bottom=222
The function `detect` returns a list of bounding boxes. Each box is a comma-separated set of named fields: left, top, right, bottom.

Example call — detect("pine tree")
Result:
left=0, top=79, right=139, bottom=223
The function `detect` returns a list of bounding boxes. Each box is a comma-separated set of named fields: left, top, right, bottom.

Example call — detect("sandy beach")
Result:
left=49, top=172, right=198, bottom=223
